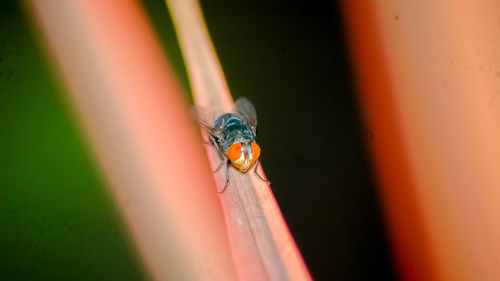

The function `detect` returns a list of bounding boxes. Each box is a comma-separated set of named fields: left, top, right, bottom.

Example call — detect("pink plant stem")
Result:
left=165, top=0, right=313, bottom=280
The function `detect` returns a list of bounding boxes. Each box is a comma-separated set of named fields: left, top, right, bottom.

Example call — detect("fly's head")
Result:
left=227, top=142, right=261, bottom=173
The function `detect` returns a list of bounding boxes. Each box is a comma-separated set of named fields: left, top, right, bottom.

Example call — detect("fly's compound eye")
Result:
left=227, top=143, right=242, bottom=163
left=251, top=143, right=261, bottom=160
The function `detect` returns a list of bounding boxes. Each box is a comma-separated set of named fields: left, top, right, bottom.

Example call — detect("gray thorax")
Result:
left=213, top=113, right=256, bottom=152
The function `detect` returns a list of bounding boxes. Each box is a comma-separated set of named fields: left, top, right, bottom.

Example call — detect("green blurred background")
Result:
left=0, top=0, right=395, bottom=280
left=0, top=1, right=148, bottom=281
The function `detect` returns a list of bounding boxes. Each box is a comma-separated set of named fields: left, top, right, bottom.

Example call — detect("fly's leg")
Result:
left=207, top=134, right=230, bottom=194
left=206, top=135, right=226, bottom=174
left=254, top=160, right=270, bottom=185
left=202, top=134, right=216, bottom=146
left=217, top=160, right=231, bottom=194
left=199, top=133, right=216, bottom=145
left=210, top=135, right=227, bottom=161
left=213, top=159, right=226, bottom=173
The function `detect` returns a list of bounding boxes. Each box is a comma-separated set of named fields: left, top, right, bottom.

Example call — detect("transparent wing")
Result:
left=190, top=106, right=217, bottom=134
left=233, top=97, right=258, bottom=134
left=190, top=106, right=227, bottom=158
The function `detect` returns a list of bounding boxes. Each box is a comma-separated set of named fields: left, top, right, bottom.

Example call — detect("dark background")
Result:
left=0, top=0, right=396, bottom=280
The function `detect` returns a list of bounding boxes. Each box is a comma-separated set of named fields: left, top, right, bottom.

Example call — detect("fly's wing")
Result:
left=190, top=106, right=226, bottom=158
left=233, top=97, right=258, bottom=134
left=190, top=106, right=216, bottom=135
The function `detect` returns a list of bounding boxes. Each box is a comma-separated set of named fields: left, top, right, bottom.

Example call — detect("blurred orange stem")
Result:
left=343, top=1, right=500, bottom=281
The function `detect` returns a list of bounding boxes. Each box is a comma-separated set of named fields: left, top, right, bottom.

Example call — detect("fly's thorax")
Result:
left=218, top=114, right=256, bottom=151
left=226, top=142, right=261, bottom=173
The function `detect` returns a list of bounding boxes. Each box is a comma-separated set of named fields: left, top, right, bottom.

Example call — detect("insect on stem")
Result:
left=194, top=98, right=270, bottom=193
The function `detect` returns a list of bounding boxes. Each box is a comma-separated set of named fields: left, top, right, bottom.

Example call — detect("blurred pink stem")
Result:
left=25, top=0, right=238, bottom=280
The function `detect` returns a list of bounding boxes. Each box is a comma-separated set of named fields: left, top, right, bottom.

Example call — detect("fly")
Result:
left=193, top=97, right=270, bottom=193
